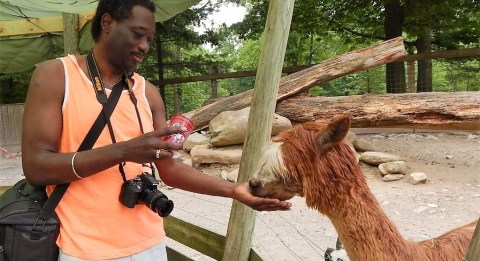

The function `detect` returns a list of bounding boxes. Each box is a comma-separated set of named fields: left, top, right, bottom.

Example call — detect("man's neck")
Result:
left=91, top=47, right=124, bottom=86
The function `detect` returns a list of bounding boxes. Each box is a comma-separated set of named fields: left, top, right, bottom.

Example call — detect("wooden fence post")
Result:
left=222, top=1, right=295, bottom=260
left=465, top=219, right=480, bottom=261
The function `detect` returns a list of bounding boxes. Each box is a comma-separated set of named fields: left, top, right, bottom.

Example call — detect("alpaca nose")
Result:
left=249, top=179, right=262, bottom=189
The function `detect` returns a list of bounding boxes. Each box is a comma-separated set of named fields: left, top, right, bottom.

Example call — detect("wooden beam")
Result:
left=222, top=1, right=295, bottom=261
left=397, top=47, right=480, bottom=62
left=0, top=12, right=94, bottom=37
left=164, top=216, right=225, bottom=260
left=465, top=219, right=480, bottom=261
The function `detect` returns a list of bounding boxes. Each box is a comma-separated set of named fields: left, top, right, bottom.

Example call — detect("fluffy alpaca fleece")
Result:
left=249, top=115, right=476, bottom=261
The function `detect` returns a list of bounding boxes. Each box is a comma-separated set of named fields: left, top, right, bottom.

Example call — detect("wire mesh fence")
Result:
left=160, top=54, right=480, bottom=116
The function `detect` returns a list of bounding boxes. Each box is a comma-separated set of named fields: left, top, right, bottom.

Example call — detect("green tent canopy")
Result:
left=0, top=0, right=200, bottom=73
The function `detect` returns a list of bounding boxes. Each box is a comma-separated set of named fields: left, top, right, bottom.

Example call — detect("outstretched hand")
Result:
left=232, top=182, right=291, bottom=211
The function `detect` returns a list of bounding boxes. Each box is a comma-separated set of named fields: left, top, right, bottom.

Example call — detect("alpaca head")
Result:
left=249, top=115, right=359, bottom=210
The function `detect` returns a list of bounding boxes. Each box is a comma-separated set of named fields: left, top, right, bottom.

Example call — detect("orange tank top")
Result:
left=46, top=55, right=165, bottom=259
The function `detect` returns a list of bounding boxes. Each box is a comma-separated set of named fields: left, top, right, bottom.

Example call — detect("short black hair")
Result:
left=91, top=0, right=156, bottom=42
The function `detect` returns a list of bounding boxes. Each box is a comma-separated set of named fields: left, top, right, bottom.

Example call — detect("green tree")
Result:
left=233, top=0, right=480, bottom=94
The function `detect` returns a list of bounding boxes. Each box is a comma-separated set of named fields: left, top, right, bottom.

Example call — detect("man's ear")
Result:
left=314, top=115, right=351, bottom=154
left=101, top=13, right=114, bottom=32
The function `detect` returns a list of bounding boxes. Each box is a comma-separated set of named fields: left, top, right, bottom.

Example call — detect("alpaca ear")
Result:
left=314, top=115, right=351, bottom=154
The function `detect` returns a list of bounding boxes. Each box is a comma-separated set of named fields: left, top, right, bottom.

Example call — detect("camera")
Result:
left=120, top=173, right=174, bottom=217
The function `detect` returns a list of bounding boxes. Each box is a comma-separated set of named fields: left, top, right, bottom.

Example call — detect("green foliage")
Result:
left=0, top=70, right=32, bottom=104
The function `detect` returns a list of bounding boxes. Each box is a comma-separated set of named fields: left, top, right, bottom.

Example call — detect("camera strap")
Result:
left=85, top=52, right=154, bottom=183
left=37, top=53, right=128, bottom=222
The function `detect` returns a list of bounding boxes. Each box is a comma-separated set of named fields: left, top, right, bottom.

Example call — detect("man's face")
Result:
left=106, top=5, right=155, bottom=71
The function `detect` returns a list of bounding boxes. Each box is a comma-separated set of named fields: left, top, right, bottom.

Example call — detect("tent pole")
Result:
left=63, top=13, right=80, bottom=55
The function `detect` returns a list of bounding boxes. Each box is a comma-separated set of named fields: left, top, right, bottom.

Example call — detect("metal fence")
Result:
left=158, top=49, right=480, bottom=116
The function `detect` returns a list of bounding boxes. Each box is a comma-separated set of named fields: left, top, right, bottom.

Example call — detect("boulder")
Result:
left=406, top=172, right=428, bottom=185
left=383, top=174, right=404, bottom=182
left=352, top=138, right=376, bottom=152
left=378, top=161, right=407, bottom=175
left=359, top=152, right=404, bottom=166
left=184, top=132, right=210, bottom=152
left=209, top=107, right=292, bottom=147
left=190, top=144, right=243, bottom=165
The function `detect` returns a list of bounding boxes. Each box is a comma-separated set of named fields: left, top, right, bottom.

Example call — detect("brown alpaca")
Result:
left=249, top=115, right=477, bottom=261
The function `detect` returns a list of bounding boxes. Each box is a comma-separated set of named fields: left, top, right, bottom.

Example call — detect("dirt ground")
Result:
left=0, top=129, right=479, bottom=260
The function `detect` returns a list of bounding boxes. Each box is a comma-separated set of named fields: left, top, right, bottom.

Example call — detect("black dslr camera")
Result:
left=120, top=173, right=174, bottom=217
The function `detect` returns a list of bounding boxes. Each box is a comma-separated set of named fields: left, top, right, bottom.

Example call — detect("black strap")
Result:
left=35, top=54, right=125, bottom=225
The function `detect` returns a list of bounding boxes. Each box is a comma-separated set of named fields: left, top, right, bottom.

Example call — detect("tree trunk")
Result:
left=184, top=37, right=406, bottom=130
left=416, top=16, right=433, bottom=92
left=384, top=1, right=406, bottom=93
left=275, top=92, right=480, bottom=131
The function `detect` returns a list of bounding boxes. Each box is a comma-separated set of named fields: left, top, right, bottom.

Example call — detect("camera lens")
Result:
left=153, top=197, right=174, bottom=217
left=143, top=189, right=174, bottom=217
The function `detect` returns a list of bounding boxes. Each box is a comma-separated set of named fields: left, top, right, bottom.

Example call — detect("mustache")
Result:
left=133, top=51, right=145, bottom=58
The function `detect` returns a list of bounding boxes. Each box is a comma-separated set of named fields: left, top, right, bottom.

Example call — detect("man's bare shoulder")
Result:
left=29, top=58, right=66, bottom=97
left=34, top=58, right=64, bottom=74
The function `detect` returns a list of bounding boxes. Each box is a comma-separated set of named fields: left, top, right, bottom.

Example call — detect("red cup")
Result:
left=162, top=114, right=194, bottom=144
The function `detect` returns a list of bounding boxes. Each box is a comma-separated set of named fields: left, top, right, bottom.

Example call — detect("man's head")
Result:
left=91, top=0, right=156, bottom=71
left=91, top=0, right=156, bottom=42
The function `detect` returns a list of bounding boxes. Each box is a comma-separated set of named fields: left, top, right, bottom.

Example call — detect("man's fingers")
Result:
left=163, top=142, right=183, bottom=151
left=153, top=149, right=175, bottom=160
left=252, top=198, right=292, bottom=211
left=156, top=126, right=187, bottom=137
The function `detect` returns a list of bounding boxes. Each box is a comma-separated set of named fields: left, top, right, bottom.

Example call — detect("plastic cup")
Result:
left=162, top=114, right=194, bottom=144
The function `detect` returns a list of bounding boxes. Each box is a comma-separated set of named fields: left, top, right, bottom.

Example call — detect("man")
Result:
left=21, top=0, right=291, bottom=260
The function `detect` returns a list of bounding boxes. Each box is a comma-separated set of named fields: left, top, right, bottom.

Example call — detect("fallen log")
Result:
left=275, top=92, right=480, bottom=131
left=184, top=37, right=406, bottom=130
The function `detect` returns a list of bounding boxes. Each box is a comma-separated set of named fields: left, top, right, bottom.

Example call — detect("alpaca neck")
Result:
left=321, top=176, right=412, bottom=260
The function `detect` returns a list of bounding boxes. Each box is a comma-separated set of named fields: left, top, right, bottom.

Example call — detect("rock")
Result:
left=378, top=161, right=407, bottom=175
left=359, top=152, right=403, bottom=165
left=345, top=131, right=357, bottom=144
left=383, top=174, right=404, bottom=182
left=352, top=138, right=376, bottom=152
left=209, top=107, right=292, bottom=147
left=467, top=134, right=478, bottom=140
left=181, top=158, right=193, bottom=167
left=190, top=144, right=243, bottom=165
left=183, top=132, right=210, bottom=152
left=226, top=168, right=239, bottom=182
left=406, top=172, right=428, bottom=185
left=413, top=206, right=429, bottom=213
